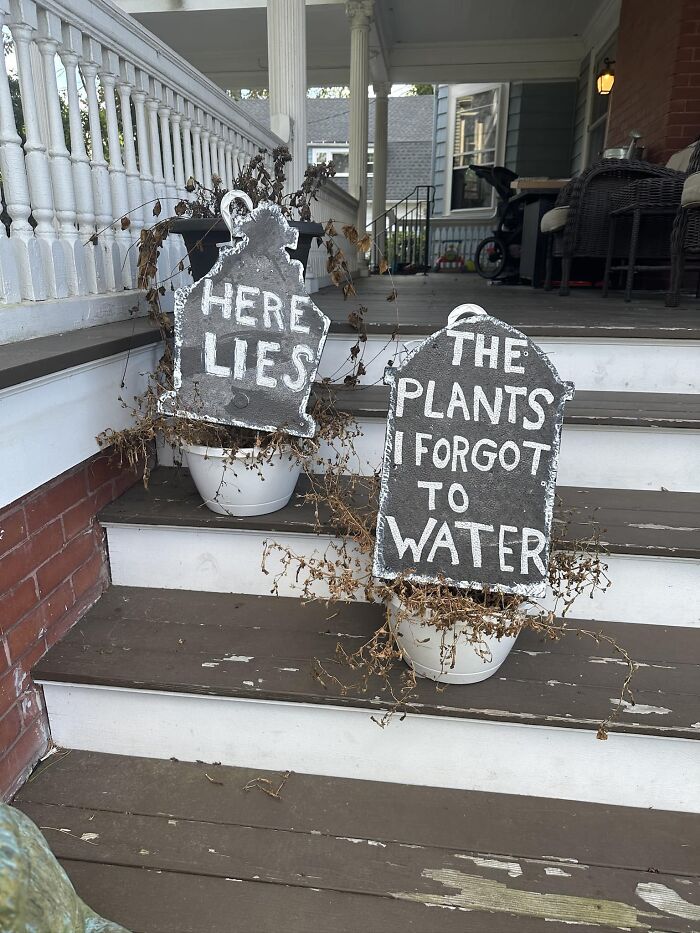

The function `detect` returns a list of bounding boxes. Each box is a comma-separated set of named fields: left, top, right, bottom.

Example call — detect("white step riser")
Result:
left=319, top=335, right=700, bottom=394
left=39, top=682, right=700, bottom=813
left=318, top=421, right=700, bottom=492
left=104, top=524, right=700, bottom=627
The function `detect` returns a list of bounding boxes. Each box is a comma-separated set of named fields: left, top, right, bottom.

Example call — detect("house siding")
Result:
left=504, top=82, right=577, bottom=178
left=571, top=52, right=591, bottom=173
left=432, top=84, right=450, bottom=218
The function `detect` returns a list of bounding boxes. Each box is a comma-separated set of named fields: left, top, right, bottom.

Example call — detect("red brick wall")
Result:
left=0, top=451, right=141, bottom=800
left=607, top=0, right=700, bottom=163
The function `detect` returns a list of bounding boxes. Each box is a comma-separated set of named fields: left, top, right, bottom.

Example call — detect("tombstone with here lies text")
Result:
left=159, top=198, right=329, bottom=438
left=373, top=305, right=574, bottom=596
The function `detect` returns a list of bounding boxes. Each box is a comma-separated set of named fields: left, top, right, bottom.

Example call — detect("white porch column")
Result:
left=266, top=0, right=306, bottom=189
left=346, top=0, right=372, bottom=234
left=372, top=80, right=389, bottom=263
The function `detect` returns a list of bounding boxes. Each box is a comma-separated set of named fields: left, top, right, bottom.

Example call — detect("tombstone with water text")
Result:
left=159, top=195, right=329, bottom=437
left=373, top=305, right=574, bottom=596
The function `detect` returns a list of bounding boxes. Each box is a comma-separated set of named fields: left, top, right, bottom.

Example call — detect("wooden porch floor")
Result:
left=312, top=272, right=700, bottom=339
left=14, top=748, right=700, bottom=933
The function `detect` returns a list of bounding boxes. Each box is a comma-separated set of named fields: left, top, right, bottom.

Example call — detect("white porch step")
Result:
left=312, top=387, right=700, bottom=491
left=100, top=469, right=700, bottom=628
left=34, top=587, right=700, bottom=813
left=318, top=332, right=700, bottom=393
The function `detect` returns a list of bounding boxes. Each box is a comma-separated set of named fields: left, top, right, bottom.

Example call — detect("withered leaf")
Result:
left=379, top=258, right=389, bottom=274
left=386, top=288, right=398, bottom=302
left=120, top=216, right=131, bottom=230
left=342, top=224, right=359, bottom=245
left=153, top=200, right=162, bottom=217
left=357, top=234, right=371, bottom=252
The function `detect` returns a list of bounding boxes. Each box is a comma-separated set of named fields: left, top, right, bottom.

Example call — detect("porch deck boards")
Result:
left=315, top=383, right=700, bottom=428
left=98, top=468, right=700, bottom=559
left=33, top=586, right=700, bottom=739
left=313, top=273, right=700, bottom=338
left=13, top=748, right=700, bottom=933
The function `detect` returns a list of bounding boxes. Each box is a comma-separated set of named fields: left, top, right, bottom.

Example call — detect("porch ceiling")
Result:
left=119, top=0, right=617, bottom=90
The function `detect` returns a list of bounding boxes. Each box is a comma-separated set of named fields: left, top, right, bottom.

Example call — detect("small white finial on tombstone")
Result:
left=447, top=304, right=487, bottom=328
left=220, top=190, right=254, bottom=238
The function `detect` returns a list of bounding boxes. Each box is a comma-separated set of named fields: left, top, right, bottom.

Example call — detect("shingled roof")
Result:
left=237, top=95, right=435, bottom=203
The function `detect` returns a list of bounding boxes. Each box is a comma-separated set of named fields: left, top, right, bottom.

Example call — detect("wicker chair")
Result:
left=601, top=140, right=700, bottom=301
left=542, top=160, right=681, bottom=295
left=667, top=154, right=700, bottom=306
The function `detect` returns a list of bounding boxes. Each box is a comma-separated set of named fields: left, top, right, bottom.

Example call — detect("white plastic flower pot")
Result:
left=184, top=444, right=301, bottom=517
left=388, top=596, right=518, bottom=684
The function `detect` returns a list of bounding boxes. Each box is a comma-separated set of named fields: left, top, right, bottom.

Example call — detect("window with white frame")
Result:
left=450, top=86, right=500, bottom=211
left=308, top=146, right=373, bottom=177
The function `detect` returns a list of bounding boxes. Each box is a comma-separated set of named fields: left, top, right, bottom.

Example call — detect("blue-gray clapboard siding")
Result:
left=504, top=82, right=578, bottom=178
left=432, top=85, right=450, bottom=218
left=571, top=53, right=591, bottom=174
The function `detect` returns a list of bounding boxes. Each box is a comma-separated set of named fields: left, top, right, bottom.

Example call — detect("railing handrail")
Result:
left=372, top=184, right=436, bottom=228
left=33, top=0, right=283, bottom=150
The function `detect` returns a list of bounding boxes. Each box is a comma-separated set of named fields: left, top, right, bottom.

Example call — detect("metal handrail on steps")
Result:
left=370, top=185, right=435, bottom=275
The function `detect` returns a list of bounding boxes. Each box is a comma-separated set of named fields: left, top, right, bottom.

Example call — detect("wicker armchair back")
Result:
left=553, top=160, right=681, bottom=260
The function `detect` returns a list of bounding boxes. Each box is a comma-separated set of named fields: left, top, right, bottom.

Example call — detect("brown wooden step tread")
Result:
left=98, top=468, right=700, bottom=559
left=314, top=274, right=700, bottom=339
left=33, top=587, right=700, bottom=739
left=13, top=749, right=700, bottom=933
left=313, top=384, right=700, bottom=429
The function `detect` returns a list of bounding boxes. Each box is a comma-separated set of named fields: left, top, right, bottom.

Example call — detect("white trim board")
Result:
left=0, top=291, right=149, bottom=343
left=1, top=344, right=159, bottom=509
left=104, top=524, right=700, bottom=627
left=316, top=419, right=700, bottom=492
left=38, top=682, right=700, bottom=813
left=318, top=335, right=700, bottom=393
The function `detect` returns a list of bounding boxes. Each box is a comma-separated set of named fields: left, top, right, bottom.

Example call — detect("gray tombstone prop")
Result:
left=373, top=304, right=574, bottom=597
left=159, top=192, right=330, bottom=438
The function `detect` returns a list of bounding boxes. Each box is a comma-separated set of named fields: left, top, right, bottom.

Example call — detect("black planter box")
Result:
left=171, top=217, right=324, bottom=282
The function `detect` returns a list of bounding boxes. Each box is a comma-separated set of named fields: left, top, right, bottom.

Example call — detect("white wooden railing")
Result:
left=429, top=217, right=492, bottom=268
left=0, top=0, right=283, bottom=306
left=305, top=179, right=360, bottom=293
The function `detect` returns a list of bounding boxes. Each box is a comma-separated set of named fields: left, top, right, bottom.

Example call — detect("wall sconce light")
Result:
left=597, top=58, right=615, bottom=95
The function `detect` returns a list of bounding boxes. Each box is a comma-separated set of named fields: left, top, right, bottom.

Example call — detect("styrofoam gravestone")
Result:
left=159, top=191, right=330, bottom=437
left=373, top=304, right=574, bottom=596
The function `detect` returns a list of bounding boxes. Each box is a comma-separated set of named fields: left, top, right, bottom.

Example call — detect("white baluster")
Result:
left=209, top=118, right=219, bottom=180
left=81, top=36, right=119, bottom=291
left=37, top=8, right=85, bottom=295
left=0, top=0, right=39, bottom=299
left=100, top=48, right=131, bottom=287
left=217, top=128, right=226, bottom=187
left=117, top=60, right=144, bottom=248
left=181, top=100, right=194, bottom=186
left=224, top=128, right=234, bottom=190
left=146, top=78, right=172, bottom=283
left=171, top=94, right=185, bottom=198
left=146, top=78, right=166, bottom=204
left=132, top=69, right=155, bottom=208
left=159, top=87, right=177, bottom=213
left=200, top=115, right=211, bottom=186
left=191, top=107, right=203, bottom=185
left=9, top=0, right=68, bottom=297
left=60, top=23, right=102, bottom=294
left=232, top=130, right=241, bottom=174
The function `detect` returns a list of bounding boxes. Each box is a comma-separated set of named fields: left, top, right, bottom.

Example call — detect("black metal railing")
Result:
left=370, top=185, right=435, bottom=275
